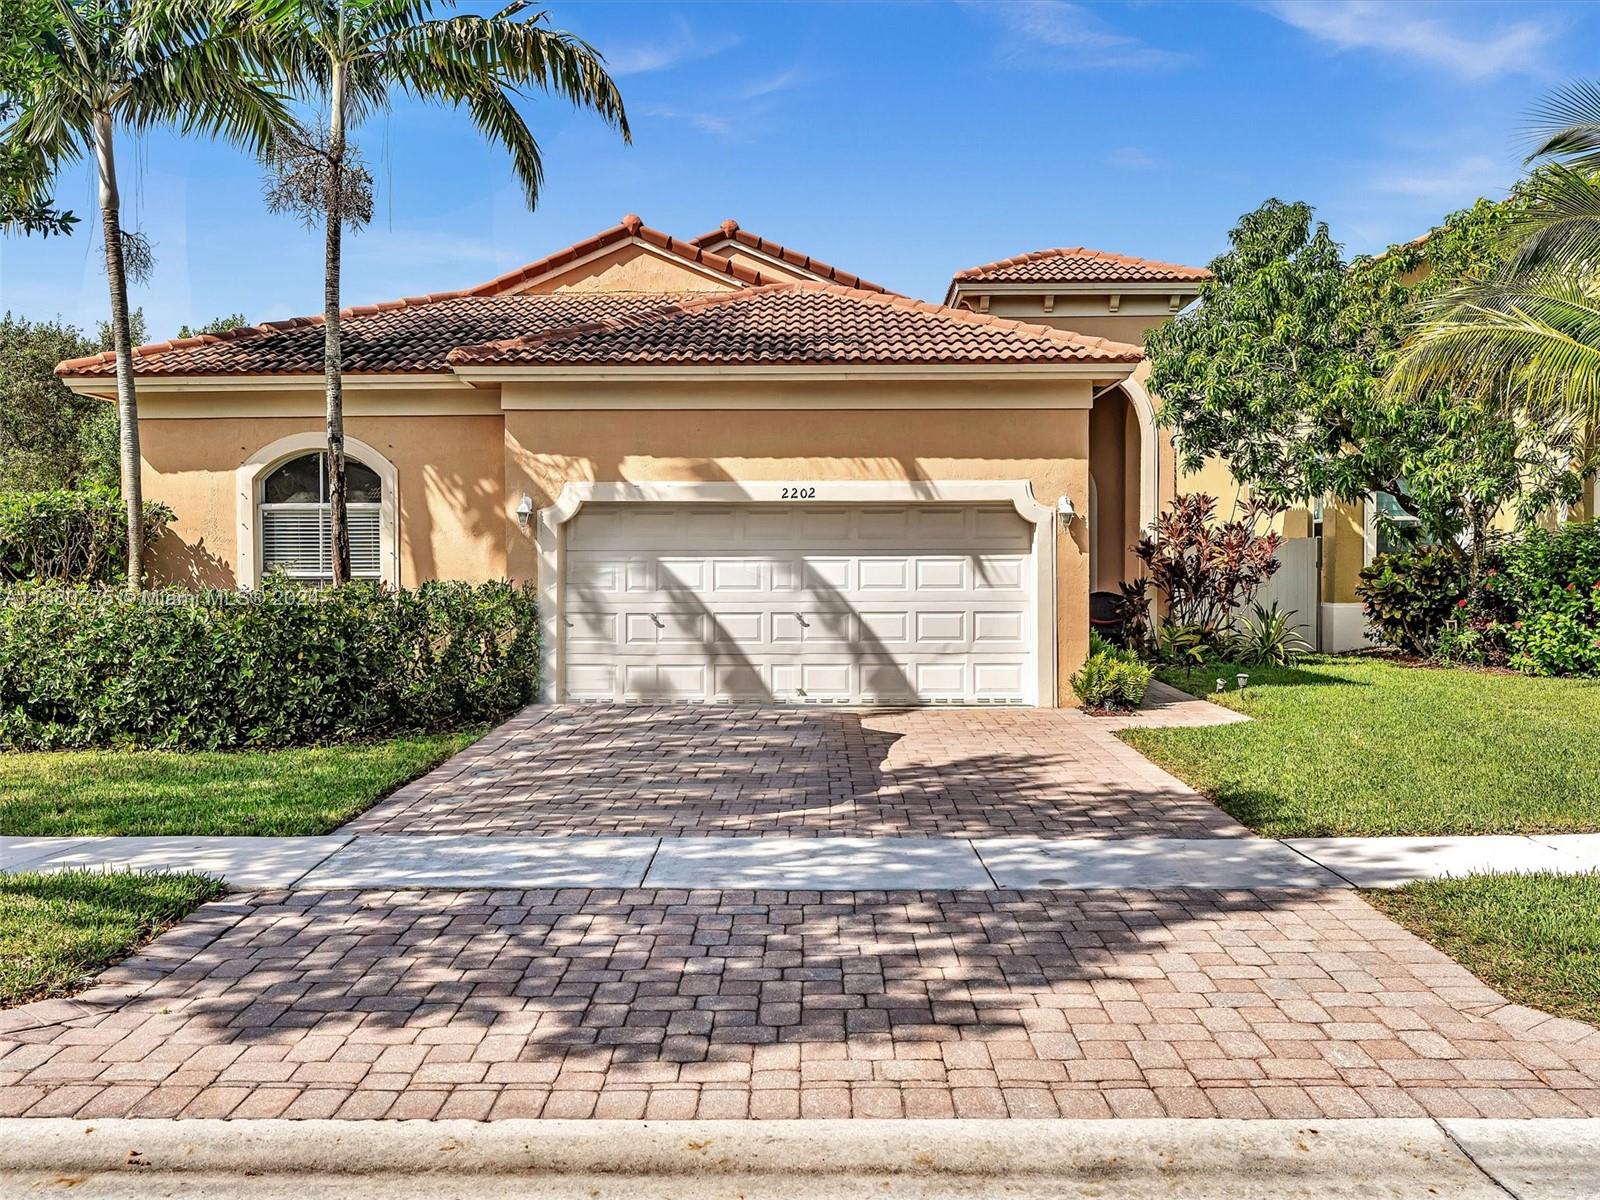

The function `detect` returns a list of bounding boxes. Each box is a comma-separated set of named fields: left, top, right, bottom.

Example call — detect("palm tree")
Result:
left=248, top=0, right=629, bottom=584
left=1388, top=83, right=1600, bottom=434
left=1, top=0, right=289, bottom=587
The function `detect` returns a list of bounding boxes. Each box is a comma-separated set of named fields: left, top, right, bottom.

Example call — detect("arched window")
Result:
left=259, top=452, right=384, bottom=580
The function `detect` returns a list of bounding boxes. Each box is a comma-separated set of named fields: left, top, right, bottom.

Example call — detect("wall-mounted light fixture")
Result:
left=1056, top=494, right=1078, bottom=530
left=515, top=494, right=535, bottom=531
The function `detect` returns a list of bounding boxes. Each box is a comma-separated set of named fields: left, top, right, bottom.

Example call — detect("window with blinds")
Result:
left=259, top=453, right=383, bottom=581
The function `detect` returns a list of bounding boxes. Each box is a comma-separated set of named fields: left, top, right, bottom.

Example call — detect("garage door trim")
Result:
left=535, top=480, right=1058, bottom=706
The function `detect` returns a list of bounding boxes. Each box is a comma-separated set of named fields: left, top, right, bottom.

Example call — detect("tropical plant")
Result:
left=1070, top=649, right=1151, bottom=713
left=1, top=0, right=290, bottom=586
left=1356, top=547, right=1468, bottom=656
left=1133, top=493, right=1284, bottom=636
left=1156, top=621, right=1215, bottom=669
left=246, top=0, right=630, bottom=583
left=1229, top=602, right=1310, bottom=667
left=1387, top=82, right=1600, bottom=440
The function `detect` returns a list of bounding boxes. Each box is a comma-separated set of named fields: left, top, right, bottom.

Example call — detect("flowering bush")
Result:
left=1494, top=522, right=1600, bottom=676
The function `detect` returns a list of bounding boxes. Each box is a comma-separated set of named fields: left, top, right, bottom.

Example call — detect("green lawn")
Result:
left=0, top=732, right=478, bottom=837
left=0, top=870, right=224, bottom=1006
left=1369, top=873, right=1600, bottom=1027
left=1122, top=656, right=1600, bottom=837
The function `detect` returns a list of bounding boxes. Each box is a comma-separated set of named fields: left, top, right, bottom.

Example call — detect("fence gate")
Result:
left=1243, top=538, right=1320, bottom=650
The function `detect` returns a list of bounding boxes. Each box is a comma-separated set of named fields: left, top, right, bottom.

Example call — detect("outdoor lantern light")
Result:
left=1056, top=494, right=1078, bottom=529
left=1216, top=678, right=1226, bottom=693
left=515, top=494, right=535, bottom=530
left=1236, top=673, right=1249, bottom=690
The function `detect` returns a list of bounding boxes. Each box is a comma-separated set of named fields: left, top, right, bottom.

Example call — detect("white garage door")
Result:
left=560, top=503, right=1036, bottom=705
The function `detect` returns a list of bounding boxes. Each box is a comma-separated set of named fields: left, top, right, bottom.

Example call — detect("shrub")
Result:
left=1229, top=601, right=1311, bottom=667
left=1132, top=493, right=1284, bottom=637
left=0, top=578, right=539, bottom=749
left=1495, top=521, right=1600, bottom=676
left=0, top=487, right=171, bottom=583
left=1357, top=547, right=1467, bottom=656
left=1071, top=644, right=1152, bottom=712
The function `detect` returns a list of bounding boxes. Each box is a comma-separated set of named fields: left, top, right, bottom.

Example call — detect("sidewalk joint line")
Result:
left=1433, top=1118, right=1522, bottom=1199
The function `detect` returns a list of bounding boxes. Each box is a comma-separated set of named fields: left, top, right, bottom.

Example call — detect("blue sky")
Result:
left=2, top=0, right=1595, bottom=338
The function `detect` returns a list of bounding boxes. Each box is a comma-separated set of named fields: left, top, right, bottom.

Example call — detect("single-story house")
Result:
left=57, top=216, right=1222, bottom=706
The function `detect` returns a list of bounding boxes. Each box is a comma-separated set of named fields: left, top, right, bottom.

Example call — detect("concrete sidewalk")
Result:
left=5, top=831, right=1600, bottom=891
left=2, top=1117, right=1596, bottom=1198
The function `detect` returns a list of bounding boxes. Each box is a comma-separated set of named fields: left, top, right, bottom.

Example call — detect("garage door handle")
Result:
left=650, top=614, right=664, bottom=627
left=795, top=614, right=809, bottom=627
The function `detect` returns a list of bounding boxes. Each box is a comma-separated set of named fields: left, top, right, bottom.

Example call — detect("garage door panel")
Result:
left=563, top=502, right=1035, bottom=706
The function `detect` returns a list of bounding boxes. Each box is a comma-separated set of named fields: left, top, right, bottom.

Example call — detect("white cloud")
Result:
left=1264, top=1, right=1554, bottom=80
left=965, top=0, right=1190, bottom=70
left=738, top=66, right=810, bottom=101
left=1108, top=146, right=1160, bottom=170
left=603, top=18, right=741, bottom=76
left=1369, top=153, right=1511, bottom=200
left=639, top=106, right=735, bottom=138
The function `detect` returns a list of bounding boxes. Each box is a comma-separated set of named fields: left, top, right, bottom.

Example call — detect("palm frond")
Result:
left=1528, top=79, right=1600, bottom=169
left=121, top=35, right=293, bottom=157
left=1504, top=164, right=1600, bottom=274
left=381, top=12, right=629, bottom=140
left=1390, top=272, right=1600, bottom=429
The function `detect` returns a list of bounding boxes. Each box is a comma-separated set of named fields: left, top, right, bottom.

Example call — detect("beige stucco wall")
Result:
left=972, top=295, right=1187, bottom=347
left=501, top=380, right=1095, bottom=702
left=139, top=412, right=506, bottom=588
left=520, top=243, right=735, bottom=295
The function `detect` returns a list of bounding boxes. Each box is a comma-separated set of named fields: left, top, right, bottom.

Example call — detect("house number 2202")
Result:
left=781, top=487, right=817, bottom=500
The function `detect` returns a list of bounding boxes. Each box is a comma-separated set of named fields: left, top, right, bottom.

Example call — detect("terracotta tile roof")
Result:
left=689, top=219, right=890, bottom=293
left=56, top=293, right=704, bottom=377
left=447, top=283, right=1143, bottom=368
left=57, top=213, right=768, bottom=378
left=465, top=213, right=771, bottom=295
left=951, top=247, right=1211, bottom=285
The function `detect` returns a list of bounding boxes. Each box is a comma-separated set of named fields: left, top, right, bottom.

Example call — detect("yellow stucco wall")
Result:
left=501, top=382, right=1095, bottom=702
left=139, top=413, right=506, bottom=588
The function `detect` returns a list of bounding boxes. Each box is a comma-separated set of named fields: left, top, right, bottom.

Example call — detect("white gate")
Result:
left=1242, top=537, right=1320, bottom=650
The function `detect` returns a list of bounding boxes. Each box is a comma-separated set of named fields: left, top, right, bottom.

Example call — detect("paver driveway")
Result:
left=3, top=887, right=1598, bottom=1121
left=347, top=703, right=1247, bottom=839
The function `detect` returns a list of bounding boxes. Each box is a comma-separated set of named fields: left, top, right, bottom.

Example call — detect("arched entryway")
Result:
left=1088, top=384, right=1147, bottom=593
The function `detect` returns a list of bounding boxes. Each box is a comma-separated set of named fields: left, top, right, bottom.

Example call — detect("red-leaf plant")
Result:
left=1132, top=493, right=1285, bottom=637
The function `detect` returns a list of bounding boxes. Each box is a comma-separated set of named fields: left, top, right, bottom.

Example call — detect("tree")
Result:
left=249, top=0, right=629, bottom=584
left=0, top=0, right=76, bottom=236
left=1146, top=193, right=1587, bottom=581
left=176, top=313, right=248, bottom=338
left=1388, top=82, right=1600, bottom=437
left=1145, top=200, right=1378, bottom=511
left=1, top=1, right=288, bottom=587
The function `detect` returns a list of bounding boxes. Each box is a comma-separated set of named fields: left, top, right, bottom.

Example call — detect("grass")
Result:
left=1122, top=656, right=1600, bottom=837
left=1369, top=872, right=1600, bottom=1027
left=0, top=732, right=479, bottom=837
left=0, top=869, right=224, bottom=1007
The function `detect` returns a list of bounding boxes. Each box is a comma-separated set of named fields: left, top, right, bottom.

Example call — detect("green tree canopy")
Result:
left=1146, top=192, right=1591, bottom=563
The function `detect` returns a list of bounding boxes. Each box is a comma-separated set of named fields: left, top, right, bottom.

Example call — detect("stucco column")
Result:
left=1056, top=407, right=1092, bottom=704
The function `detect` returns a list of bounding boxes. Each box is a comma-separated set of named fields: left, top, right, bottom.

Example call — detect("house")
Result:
left=58, top=215, right=1225, bottom=706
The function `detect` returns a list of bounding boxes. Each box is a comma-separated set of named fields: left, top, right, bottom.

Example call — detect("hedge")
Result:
left=0, top=579, right=539, bottom=749
left=0, top=487, right=172, bottom=584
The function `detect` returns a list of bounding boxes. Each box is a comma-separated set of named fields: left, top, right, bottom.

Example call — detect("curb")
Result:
left=4, top=1117, right=1597, bottom=1197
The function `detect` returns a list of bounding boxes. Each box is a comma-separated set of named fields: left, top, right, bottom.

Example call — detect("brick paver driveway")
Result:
left=3, top=887, right=1598, bottom=1121
left=347, top=705, right=1246, bottom=838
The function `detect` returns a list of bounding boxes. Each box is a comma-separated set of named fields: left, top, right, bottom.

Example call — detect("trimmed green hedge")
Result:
left=0, top=579, right=539, bottom=749
left=0, top=487, right=172, bottom=584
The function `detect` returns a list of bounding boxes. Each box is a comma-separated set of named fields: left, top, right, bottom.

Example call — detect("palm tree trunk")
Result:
left=94, top=110, right=143, bottom=590
left=323, top=61, right=350, bottom=585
